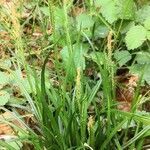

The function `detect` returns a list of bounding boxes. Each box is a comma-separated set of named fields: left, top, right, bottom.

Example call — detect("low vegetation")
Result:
left=0, top=0, right=150, bottom=149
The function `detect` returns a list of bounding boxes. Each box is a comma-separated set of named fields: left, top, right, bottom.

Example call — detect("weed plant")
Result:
left=0, top=0, right=150, bottom=150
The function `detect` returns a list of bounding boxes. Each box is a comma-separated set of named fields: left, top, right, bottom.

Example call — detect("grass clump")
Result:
left=0, top=0, right=150, bottom=149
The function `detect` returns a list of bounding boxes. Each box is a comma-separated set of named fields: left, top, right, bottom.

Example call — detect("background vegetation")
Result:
left=0, top=0, right=150, bottom=149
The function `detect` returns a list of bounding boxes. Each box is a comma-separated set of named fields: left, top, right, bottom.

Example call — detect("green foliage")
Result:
left=40, top=7, right=50, bottom=16
left=136, top=4, right=150, bottom=22
left=61, top=43, right=88, bottom=70
left=135, top=52, right=150, bottom=64
left=94, top=25, right=109, bottom=38
left=116, top=0, right=136, bottom=20
left=147, top=31, right=150, bottom=40
left=97, top=0, right=118, bottom=23
left=0, top=90, right=10, bottom=106
left=1, top=0, right=150, bottom=150
left=144, top=18, right=150, bottom=30
left=96, top=0, right=135, bottom=23
left=125, top=25, right=147, bottom=50
left=88, top=52, right=105, bottom=65
left=114, top=50, right=131, bottom=66
left=130, top=64, right=150, bottom=85
left=76, top=13, right=94, bottom=30
left=0, top=71, right=10, bottom=85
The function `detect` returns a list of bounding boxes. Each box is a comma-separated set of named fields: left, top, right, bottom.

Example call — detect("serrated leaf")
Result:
left=114, top=50, right=131, bottom=66
left=115, top=0, right=136, bottom=20
left=76, top=13, right=94, bottom=30
left=135, top=52, right=150, bottom=64
left=136, top=5, right=150, bottom=22
left=125, top=25, right=147, bottom=50
left=98, top=0, right=118, bottom=24
left=0, top=90, right=10, bottom=106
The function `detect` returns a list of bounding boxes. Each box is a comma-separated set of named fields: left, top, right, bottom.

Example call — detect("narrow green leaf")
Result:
left=123, top=126, right=150, bottom=149
left=100, top=119, right=127, bottom=150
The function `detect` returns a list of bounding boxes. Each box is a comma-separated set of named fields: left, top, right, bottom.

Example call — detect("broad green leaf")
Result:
left=76, top=13, right=94, bottom=30
left=98, top=0, right=118, bottom=24
left=135, top=52, right=150, bottom=64
left=61, top=44, right=88, bottom=70
left=97, top=0, right=135, bottom=23
left=73, top=44, right=88, bottom=70
left=40, top=6, right=67, bottom=29
left=147, top=31, right=150, bottom=40
left=41, top=7, right=66, bottom=29
left=125, top=25, right=147, bottom=50
left=89, top=52, right=105, bottom=65
left=114, top=50, right=131, bottom=66
left=115, top=0, right=136, bottom=20
left=144, top=18, right=150, bottom=30
left=0, top=90, right=10, bottom=106
left=94, top=25, right=109, bottom=38
left=136, top=5, right=150, bottom=22
left=120, top=21, right=135, bottom=34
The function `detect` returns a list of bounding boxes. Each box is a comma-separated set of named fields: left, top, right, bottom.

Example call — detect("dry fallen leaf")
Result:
left=116, top=74, right=139, bottom=111
left=71, top=6, right=85, bottom=17
left=0, top=111, right=26, bottom=136
left=0, top=112, right=15, bottom=135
